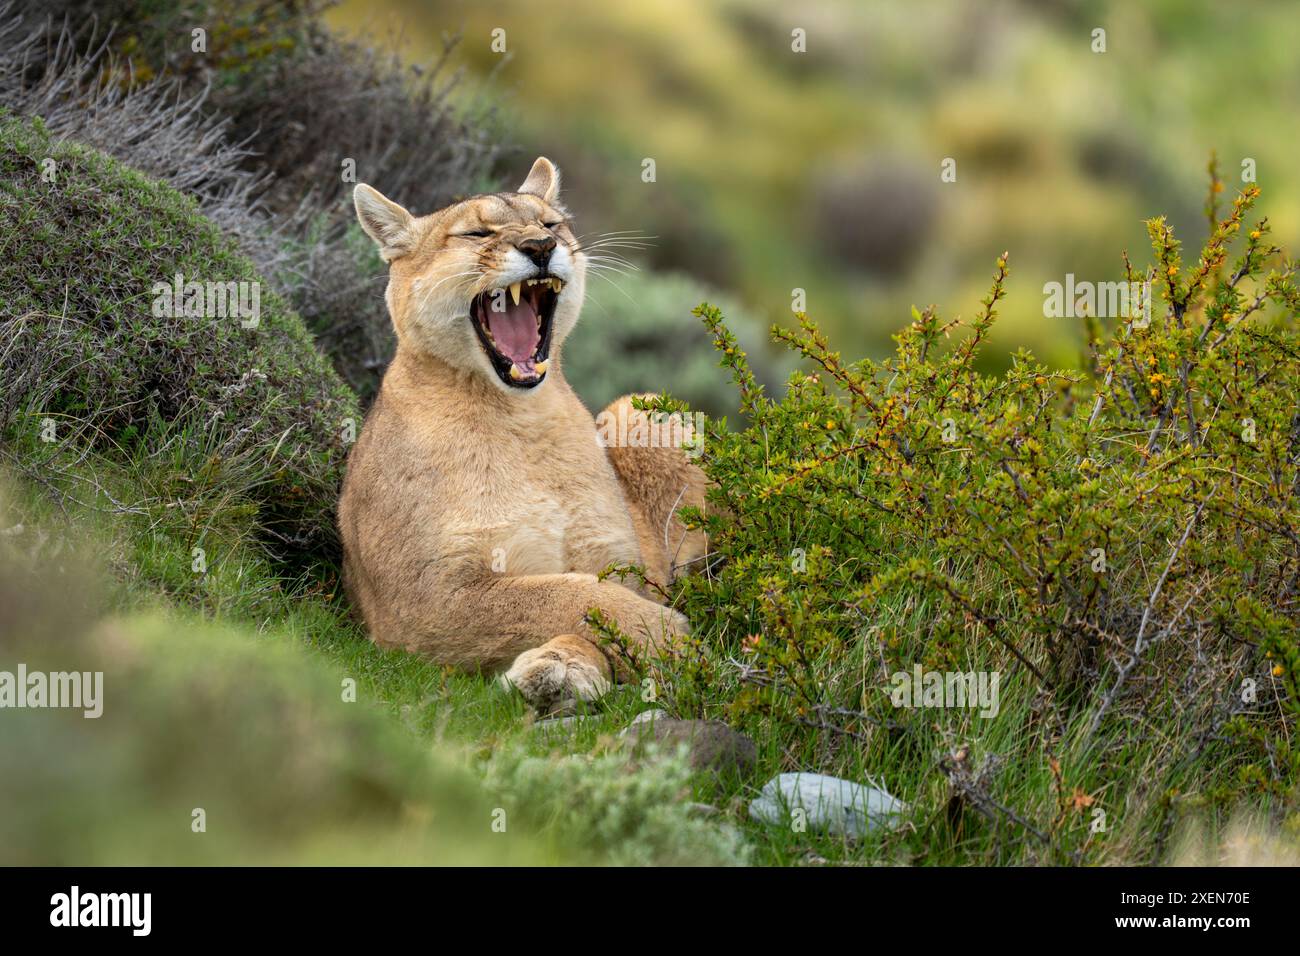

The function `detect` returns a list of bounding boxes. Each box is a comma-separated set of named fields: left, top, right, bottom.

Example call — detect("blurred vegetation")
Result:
left=566, top=269, right=791, bottom=418
left=0, top=471, right=749, bottom=865
left=330, top=0, right=1300, bottom=371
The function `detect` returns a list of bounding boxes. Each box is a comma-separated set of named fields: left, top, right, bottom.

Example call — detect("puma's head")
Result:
left=354, top=157, right=585, bottom=392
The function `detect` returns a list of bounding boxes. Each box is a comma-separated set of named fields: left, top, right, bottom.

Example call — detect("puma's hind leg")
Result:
left=599, top=394, right=709, bottom=587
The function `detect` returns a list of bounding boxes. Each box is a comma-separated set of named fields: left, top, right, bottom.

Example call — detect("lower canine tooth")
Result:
left=534, top=360, right=549, bottom=375
left=509, top=363, right=523, bottom=381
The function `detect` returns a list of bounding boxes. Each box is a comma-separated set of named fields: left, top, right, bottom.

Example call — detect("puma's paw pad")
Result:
left=501, top=643, right=611, bottom=710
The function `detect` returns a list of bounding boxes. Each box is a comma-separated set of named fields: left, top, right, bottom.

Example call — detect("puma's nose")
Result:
left=516, top=235, right=556, bottom=268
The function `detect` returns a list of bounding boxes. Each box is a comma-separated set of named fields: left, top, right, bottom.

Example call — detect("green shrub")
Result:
left=563, top=269, right=791, bottom=418
left=0, top=113, right=357, bottom=561
left=634, top=178, right=1300, bottom=863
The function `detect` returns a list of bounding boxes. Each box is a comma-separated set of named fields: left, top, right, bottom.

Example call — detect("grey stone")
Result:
left=531, top=713, right=595, bottom=735
left=748, top=772, right=905, bottom=838
left=622, top=716, right=758, bottom=782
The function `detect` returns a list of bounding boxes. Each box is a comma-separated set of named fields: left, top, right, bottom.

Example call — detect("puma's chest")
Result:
left=473, top=446, right=641, bottom=577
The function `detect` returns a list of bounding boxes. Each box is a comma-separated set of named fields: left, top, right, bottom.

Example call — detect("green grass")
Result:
left=4, top=428, right=1284, bottom=866
left=0, top=425, right=885, bottom=865
left=0, top=438, right=754, bottom=865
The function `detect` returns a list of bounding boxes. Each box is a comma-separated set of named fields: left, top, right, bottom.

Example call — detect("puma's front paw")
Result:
left=501, top=634, right=612, bottom=711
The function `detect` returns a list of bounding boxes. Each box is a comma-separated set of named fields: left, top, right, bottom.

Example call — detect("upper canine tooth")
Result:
left=509, top=282, right=522, bottom=305
left=551, top=278, right=562, bottom=292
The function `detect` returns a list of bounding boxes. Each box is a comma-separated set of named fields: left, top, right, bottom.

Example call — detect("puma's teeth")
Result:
left=551, top=278, right=563, bottom=292
left=509, top=282, right=522, bottom=305
left=507, top=361, right=545, bottom=380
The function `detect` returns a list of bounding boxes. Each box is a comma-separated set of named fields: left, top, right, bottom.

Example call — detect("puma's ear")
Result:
left=354, top=184, right=415, bottom=261
left=517, top=156, right=561, bottom=203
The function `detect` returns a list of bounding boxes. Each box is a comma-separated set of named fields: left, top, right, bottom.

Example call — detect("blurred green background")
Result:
left=328, top=0, right=1300, bottom=375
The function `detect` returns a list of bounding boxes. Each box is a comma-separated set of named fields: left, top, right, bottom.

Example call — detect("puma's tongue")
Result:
left=486, top=296, right=541, bottom=364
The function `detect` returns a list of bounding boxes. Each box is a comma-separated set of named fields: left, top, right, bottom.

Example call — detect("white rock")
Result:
left=619, top=708, right=669, bottom=735
left=748, top=772, right=905, bottom=838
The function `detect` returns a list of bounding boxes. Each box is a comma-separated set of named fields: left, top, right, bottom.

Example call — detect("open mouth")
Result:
left=469, top=277, right=564, bottom=388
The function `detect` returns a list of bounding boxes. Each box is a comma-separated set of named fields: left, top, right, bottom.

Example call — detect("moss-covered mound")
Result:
left=0, top=113, right=358, bottom=559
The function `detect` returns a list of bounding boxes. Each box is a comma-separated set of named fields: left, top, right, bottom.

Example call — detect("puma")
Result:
left=338, top=157, right=707, bottom=710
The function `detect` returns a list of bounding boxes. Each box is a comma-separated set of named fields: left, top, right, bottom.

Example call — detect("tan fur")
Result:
left=500, top=634, right=612, bottom=712
left=339, top=158, right=706, bottom=706
left=600, top=394, right=709, bottom=583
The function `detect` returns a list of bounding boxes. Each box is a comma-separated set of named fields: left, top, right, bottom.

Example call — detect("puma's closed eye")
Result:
left=543, top=222, right=564, bottom=229
left=456, top=229, right=493, bottom=239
